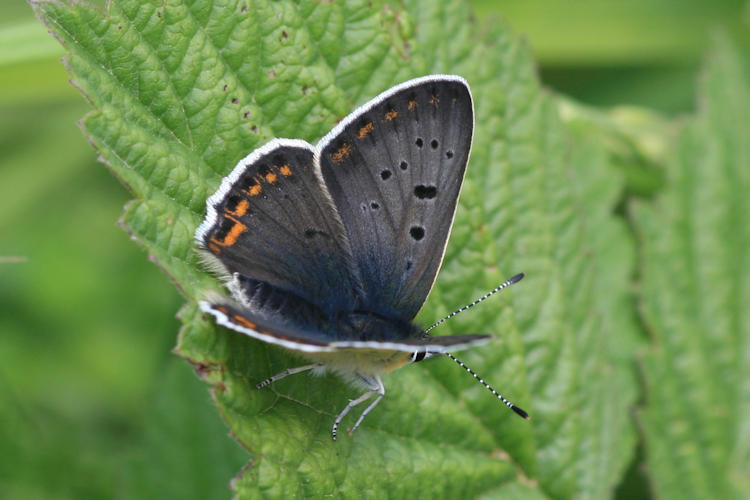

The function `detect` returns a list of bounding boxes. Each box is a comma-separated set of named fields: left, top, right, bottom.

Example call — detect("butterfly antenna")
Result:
left=424, top=273, right=524, bottom=333
left=447, top=352, right=530, bottom=420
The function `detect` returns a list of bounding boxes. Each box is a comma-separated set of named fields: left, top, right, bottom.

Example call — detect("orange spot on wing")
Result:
left=357, top=122, right=374, bottom=139
left=228, top=199, right=250, bottom=217
left=232, top=315, right=257, bottom=329
left=220, top=216, right=247, bottom=246
left=208, top=242, right=221, bottom=254
left=408, top=100, right=417, bottom=110
left=429, top=95, right=439, bottom=106
left=385, top=110, right=398, bottom=121
left=279, top=165, right=292, bottom=176
left=266, top=172, right=278, bottom=184
left=216, top=306, right=229, bottom=314
left=330, top=143, right=352, bottom=163
left=248, top=183, right=262, bottom=196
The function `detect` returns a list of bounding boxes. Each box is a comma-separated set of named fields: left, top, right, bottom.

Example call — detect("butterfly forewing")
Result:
left=317, top=76, right=473, bottom=321
left=196, top=140, right=362, bottom=314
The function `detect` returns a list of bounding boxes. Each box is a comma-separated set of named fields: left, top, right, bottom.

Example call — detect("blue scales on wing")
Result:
left=196, top=140, right=363, bottom=316
left=317, top=77, right=474, bottom=322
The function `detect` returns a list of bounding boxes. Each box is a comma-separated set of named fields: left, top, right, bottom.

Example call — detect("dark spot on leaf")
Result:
left=232, top=97, right=239, bottom=104
left=243, top=111, right=250, bottom=119
left=302, top=85, right=308, bottom=95
left=409, top=226, right=425, bottom=241
left=400, top=161, right=408, bottom=171
left=241, top=5, right=247, bottom=13
left=415, top=138, right=423, bottom=148
left=414, top=185, right=437, bottom=199
left=251, top=125, right=258, bottom=133
left=223, top=84, right=228, bottom=92
left=381, top=169, right=392, bottom=180
left=117, top=24, right=122, bottom=30
left=282, top=30, right=289, bottom=40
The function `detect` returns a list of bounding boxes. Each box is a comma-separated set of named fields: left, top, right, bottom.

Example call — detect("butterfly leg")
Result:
left=256, top=363, right=321, bottom=389
left=331, top=374, right=385, bottom=441
left=350, top=375, right=385, bottom=435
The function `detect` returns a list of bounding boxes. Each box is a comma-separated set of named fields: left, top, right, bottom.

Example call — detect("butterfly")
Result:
left=195, top=75, right=528, bottom=440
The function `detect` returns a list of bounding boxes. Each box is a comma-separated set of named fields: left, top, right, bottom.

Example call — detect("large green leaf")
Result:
left=33, top=0, right=639, bottom=497
left=634, top=35, right=750, bottom=500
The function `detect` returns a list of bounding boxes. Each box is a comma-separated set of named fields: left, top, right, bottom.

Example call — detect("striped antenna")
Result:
left=424, top=272, right=529, bottom=420
left=424, top=273, right=524, bottom=333
left=447, top=352, right=529, bottom=420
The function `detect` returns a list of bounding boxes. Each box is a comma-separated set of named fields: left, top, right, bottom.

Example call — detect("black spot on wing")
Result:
left=414, top=185, right=437, bottom=199
left=409, top=226, right=425, bottom=241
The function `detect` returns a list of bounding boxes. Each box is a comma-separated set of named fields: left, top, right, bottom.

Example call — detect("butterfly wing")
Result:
left=203, top=292, right=490, bottom=354
left=327, top=333, right=490, bottom=352
left=196, top=139, right=362, bottom=314
left=316, top=75, right=473, bottom=321
left=200, top=300, right=335, bottom=352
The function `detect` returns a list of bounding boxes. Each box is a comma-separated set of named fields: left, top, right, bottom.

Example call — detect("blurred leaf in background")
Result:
left=473, top=0, right=750, bottom=112
left=634, top=34, right=750, bottom=499
left=0, top=1, right=247, bottom=498
left=1, top=0, right=748, bottom=499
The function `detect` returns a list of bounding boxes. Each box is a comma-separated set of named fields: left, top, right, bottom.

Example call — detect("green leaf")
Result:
left=634, top=34, right=750, bottom=500
left=122, top=358, right=249, bottom=498
left=33, top=0, right=639, bottom=497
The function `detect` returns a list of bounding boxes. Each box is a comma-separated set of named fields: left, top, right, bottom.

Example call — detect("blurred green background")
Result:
left=1, top=1, right=747, bottom=498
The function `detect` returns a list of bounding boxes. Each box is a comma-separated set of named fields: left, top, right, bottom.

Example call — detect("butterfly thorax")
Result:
left=337, top=310, right=422, bottom=343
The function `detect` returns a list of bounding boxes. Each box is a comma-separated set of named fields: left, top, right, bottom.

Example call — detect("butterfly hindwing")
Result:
left=317, top=76, right=473, bottom=321
left=200, top=300, right=335, bottom=352
left=202, top=296, right=491, bottom=354
left=196, top=139, right=362, bottom=314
